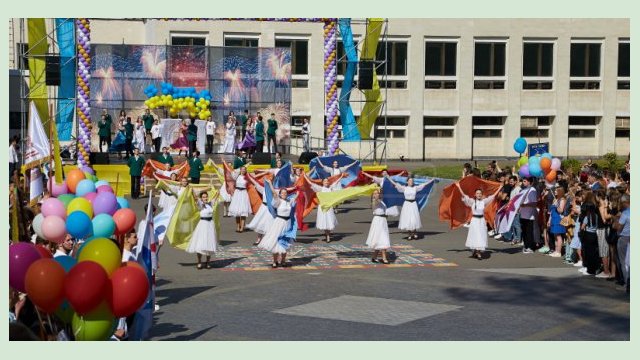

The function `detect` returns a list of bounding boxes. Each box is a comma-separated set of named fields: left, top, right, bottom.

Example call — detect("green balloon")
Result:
left=57, top=194, right=76, bottom=208
left=517, top=156, right=529, bottom=167
left=71, top=303, right=115, bottom=341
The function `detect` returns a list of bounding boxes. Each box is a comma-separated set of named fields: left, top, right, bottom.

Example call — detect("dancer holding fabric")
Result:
left=455, top=182, right=502, bottom=260
left=366, top=189, right=392, bottom=264
left=186, top=190, right=219, bottom=270
left=170, top=119, right=189, bottom=157
left=304, top=174, right=340, bottom=243
left=386, top=176, right=436, bottom=240
left=246, top=175, right=275, bottom=246
left=228, top=165, right=252, bottom=232
left=257, top=180, right=298, bottom=268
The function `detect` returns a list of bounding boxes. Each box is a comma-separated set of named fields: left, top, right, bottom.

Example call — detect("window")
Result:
left=473, top=129, right=502, bottom=138
left=568, top=129, right=596, bottom=138
left=569, top=117, right=598, bottom=126
left=376, top=41, right=408, bottom=88
left=224, top=37, right=259, bottom=47
left=424, top=117, right=456, bottom=126
left=472, top=116, right=503, bottom=138
left=616, top=117, right=630, bottom=138
left=275, top=38, right=309, bottom=88
left=522, top=42, right=554, bottom=90
left=424, top=41, right=457, bottom=89
left=171, top=36, right=206, bottom=46
left=520, top=116, right=552, bottom=139
left=474, top=41, right=506, bottom=89
left=424, top=129, right=454, bottom=137
left=618, top=41, right=630, bottom=90
left=424, top=117, right=456, bottom=138
left=374, top=117, right=408, bottom=138
left=570, top=42, right=601, bottom=89
left=15, top=43, right=28, bottom=71
left=473, top=117, right=504, bottom=126
left=568, top=116, right=598, bottom=138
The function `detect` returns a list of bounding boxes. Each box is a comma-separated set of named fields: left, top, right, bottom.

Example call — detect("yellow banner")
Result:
left=27, top=18, right=49, bottom=129
left=51, top=118, right=63, bottom=183
left=64, top=165, right=131, bottom=197
left=357, top=18, right=384, bottom=140
left=317, top=184, right=379, bottom=212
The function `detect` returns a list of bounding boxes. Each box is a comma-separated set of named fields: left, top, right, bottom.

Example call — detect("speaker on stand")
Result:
left=45, top=55, right=61, bottom=86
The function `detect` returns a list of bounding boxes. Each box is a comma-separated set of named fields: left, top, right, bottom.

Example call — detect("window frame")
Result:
left=522, top=39, right=556, bottom=90
left=423, top=116, right=456, bottom=138
left=223, top=33, right=260, bottom=48
left=376, top=37, right=410, bottom=88
left=275, top=35, right=310, bottom=88
left=424, top=38, right=459, bottom=89
left=569, top=38, right=604, bottom=91
left=473, top=38, right=508, bottom=89
left=617, top=39, right=630, bottom=90
left=568, top=116, right=599, bottom=138
left=472, top=116, right=505, bottom=138
left=170, top=32, right=209, bottom=46
left=373, top=116, right=409, bottom=139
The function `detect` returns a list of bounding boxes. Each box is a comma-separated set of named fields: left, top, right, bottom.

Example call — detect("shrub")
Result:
left=562, top=158, right=581, bottom=174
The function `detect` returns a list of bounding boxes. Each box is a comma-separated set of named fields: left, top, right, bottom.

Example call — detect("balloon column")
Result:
left=9, top=168, right=148, bottom=340
left=324, top=20, right=340, bottom=154
left=513, top=139, right=562, bottom=185
left=144, top=82, right=212, bottom=120
left=76, top=18, right=92, bottom=167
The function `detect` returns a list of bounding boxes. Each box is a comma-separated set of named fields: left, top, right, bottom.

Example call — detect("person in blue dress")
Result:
left=547, top=186, right=567, bottom=258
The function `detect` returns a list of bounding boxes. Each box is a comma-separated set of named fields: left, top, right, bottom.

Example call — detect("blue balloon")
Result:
left=528, top=155, right=541, bottom=165
left=529, top=162, right=543, bottom=178
left=513, top=137, right=527, bottom=154
left=541, top=152, right=552, bottom=160
left=75, top=179, right=96, bottom=197
left=92, top=213, right=116, bottom=238
left=54, top=255, right=77, bottom=273
left=116, top=196, right=129, bottom=209
left=66, top=211, right=93, bottom=239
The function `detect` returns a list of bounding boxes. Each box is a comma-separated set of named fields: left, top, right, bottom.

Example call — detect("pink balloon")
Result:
left=48, top=182, right=69, bottom=197
left=96, top=185, right=114, bottom=194
left=551, top=158, right=561, bottom=171
left=41, top=198, right=67, bottom=219
left=83, top=192, right=98, bottom=202
left=42, top=216, right=67, bottom=243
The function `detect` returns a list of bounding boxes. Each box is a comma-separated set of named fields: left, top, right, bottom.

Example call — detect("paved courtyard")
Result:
left=126, top=180, right=629, bottom=341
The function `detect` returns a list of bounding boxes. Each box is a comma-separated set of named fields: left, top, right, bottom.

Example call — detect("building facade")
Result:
left=9, top=18, right=630, bottom=159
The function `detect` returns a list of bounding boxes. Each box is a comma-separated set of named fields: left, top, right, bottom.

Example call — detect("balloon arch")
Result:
left=75, top=18, right=340, bottom=167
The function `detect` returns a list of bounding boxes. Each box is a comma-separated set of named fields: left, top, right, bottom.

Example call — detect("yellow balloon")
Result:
left=67, top=197, right=93, bottom=218
left=77, top=238, right=121, bottom=276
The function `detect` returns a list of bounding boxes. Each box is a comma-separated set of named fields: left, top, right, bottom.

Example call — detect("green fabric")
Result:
left=143, top=114, right=154, bottom=130
left=240, top=115, right=248, bottom=130
left=124, top=123, right=134, bottom=139
left=127, top=156, right=146, bottom=176
left=158, top=154, right=174, bottom=167
left=233, top=157, right=245, bottom=169
left=189, top=158, right=204, bottom=178
left=98, top=121, right=110, bottom=137
left=255, top=121, right=265, bottom=141
left=267, top=119, right=278, bottom=135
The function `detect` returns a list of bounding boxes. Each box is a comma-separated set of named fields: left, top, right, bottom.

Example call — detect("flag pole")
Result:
left=49, top=103, right=54, bottom=197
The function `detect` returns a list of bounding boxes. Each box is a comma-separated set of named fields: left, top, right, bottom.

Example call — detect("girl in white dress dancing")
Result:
left=257, top=183, right=298, bottom=268
left=186, top=190, right=219, bottom=269
left=366, top=189, right=391, bottom=264
left=305, top=174, right=340, bottom=243
left=228, top=166, right=252, bottom=232
left=386, top=176, right=435, bottom=240
left=246, top=175, right=274, bottom=246
left=455, top=182, right=501, bottom=260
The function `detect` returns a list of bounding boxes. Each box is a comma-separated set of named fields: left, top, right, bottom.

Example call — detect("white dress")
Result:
left=228, top=172, right=251, bottom=217
left=158, top=183, right=180, bottom=209
left=219, top=181, right=232, bottom=202
left=462, top=195, right=495, bottom=251
left=135, top=124, right=146, bottom=153
left=397, top=184, right=427, bottom=231
left=310, top=183, right=338, bottom=231
left=246, top=182, right=274, bottom=234
left=186, top=202, right=217, bottom=255
left=222, top=122, right=236, bottom=153
left=258, top=197, right=295, bottom=254
left=366, top=200, right=391, bottom=250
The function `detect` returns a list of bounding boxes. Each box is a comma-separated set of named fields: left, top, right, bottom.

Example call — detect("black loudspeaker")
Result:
left=251, top=152, right=272, bottom=165
left=45, top=55, right=61, bottom=86
left=358, top=60, right=375, bottom=90
left=298, top=151, right=318, bottom=165
left=90, top=152, right=110, bottom=165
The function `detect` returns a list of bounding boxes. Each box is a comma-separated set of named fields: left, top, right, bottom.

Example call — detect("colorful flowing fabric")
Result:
left=439, top=176, right=501, bottom=230
left=308, top=154, right=361, bottom=187
left=264, top=180, right=298, bottom=250
left=382, top=178, right=436, bottom=211
left=165, top=185, right=220, bottom=250
left=317, top=184, right=379, bottom=212
left=109, top=131, right=127, bottom=152
left=495, top=187, right=532, bottom=234
left=170, top=126, right=189, bottom=150
left=142, top=159, right=190, bottom=180
left=236, top=130, right=256, bottom=150
left=222, top=162, right=265, bottom=215
left=273, top=161, right=293, bottom=188
left=353, top=169, right=409, bottom=185
left=294, top=174, right=344, bottom=230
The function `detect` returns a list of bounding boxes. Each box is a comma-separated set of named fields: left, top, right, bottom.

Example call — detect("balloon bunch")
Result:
left=513, top=138, right=562, bottom=185
left=10, top=168, right=148, bottom=340
left=144, top=82, right=212, bottom=120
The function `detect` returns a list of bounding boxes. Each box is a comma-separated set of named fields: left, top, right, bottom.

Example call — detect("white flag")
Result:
left=29, top=168, right=43, bottom=203
left=23, top=101, right=51, bottom=168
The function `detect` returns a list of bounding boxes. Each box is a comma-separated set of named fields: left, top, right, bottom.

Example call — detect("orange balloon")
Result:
left=545, top=170, right=557, bottom=183
left=25, top=259, right=66, bottom=313
left=66, top=169, right=86, bottom=193
left=540, top=157, right=552, bottom=172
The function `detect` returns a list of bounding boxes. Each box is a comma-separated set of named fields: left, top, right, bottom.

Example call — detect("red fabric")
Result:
left=142, top=159, right=190, bottom=180
left=439, top=176, right=502, bottom=230
left=294, top=174, right=343, bottom=231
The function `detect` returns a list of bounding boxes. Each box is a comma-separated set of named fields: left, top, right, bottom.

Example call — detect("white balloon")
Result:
left=32, top=213, right=45, bottom=238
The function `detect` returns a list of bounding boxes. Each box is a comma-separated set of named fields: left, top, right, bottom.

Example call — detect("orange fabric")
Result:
left=223, top=162, right=266, bottom=215
left=142, top=159, right=190, bottom=180
left=439, top=176, right=502, bottom=230
left=247, top=173, right=272, bottom=214
left=295, top=174, right=344, bottom=219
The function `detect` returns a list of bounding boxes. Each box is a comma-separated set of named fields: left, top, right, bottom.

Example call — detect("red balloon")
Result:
left=108, top=266, right=149, bottom=317
left=112, top=208, right=137, bottom=236
left=25, top=259, right=66, bottom=313
left=64, top=261, right=110, bottom=315
left=35, top=245, right=53, bottom=259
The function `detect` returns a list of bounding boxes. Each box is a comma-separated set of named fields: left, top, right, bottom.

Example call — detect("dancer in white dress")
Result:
left=455, top=182, right=501, bottom=260
left=228, top=166, right=252, bottom=232
left=362, top=170, right=389, bottom=185
left=305, top=174, right=340, bottom=242
left=156, top=173, right=180, bottom=210
left=366, top=189, right=392, bottom=264
left=246, top=175, right=275, bottom=245
left=257, top=184, right=298, bottom=268
left=186, top=190, right=219, bottom=269
left=315, top=159, right=359, bottom=186
left=386, top=176, right=436, bottom=240
left=222, top=116, right=236, bottom=154
left=219, top=180, right=232, bottom=217
left=135, top=118, right=146, bottom=153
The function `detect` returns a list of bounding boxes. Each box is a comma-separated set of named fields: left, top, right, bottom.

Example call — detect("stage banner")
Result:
left=160, top=119, right=207, bottom=154
left=23, top=102, right=52, bottom=170
left=55, top=18, right=75, bottom=141
left=27, top=18, right=49, bottom=129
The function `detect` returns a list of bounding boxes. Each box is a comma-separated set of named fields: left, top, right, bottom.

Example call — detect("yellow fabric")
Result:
left=357, top=18, right=384, bottom=140
left=27, top=19, right=49, bottom=130
left=63, top=165, right=131, bottom=197
left=317, top=184, right=379, bottom=212
left=50, top=118, right=63, bottom=184
left=166, top=185, right=220, bottom=250
left=203, top=158, right=224, bottom=182
left=362, top=165, right=387, bottom=172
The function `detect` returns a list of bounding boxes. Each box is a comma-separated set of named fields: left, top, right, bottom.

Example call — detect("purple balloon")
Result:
left=519, top=164, right=530, bottom=178
left=9, top=242, right=42, bottom=292
left=83, top=192, right=98, bottom=202
left=93, top=192, right=118, bottom=215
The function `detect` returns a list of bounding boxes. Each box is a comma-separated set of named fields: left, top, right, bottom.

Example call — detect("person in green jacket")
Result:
left=157, top=147, right=175, bottom=169
left=255, top=116, right=265, bottom=153
left=188, top=150, right=204, bottom=184
left=267, top=113, right=278, bottom=154
left=127, top=148, right=146, bottom=199
left=98, top=114, right=111, bottom=153
left=233, top=151, right=252, bottom=169
left=142, top=108, right=155, bottom=140
left=187, top=118, right=198, bottom=158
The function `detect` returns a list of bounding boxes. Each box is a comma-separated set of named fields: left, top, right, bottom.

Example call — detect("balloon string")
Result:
left=34, top=307, right=46, bottom=340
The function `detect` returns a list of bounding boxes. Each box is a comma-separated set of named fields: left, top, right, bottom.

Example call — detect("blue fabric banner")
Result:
left=55, top=18, right=75, bottom=141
